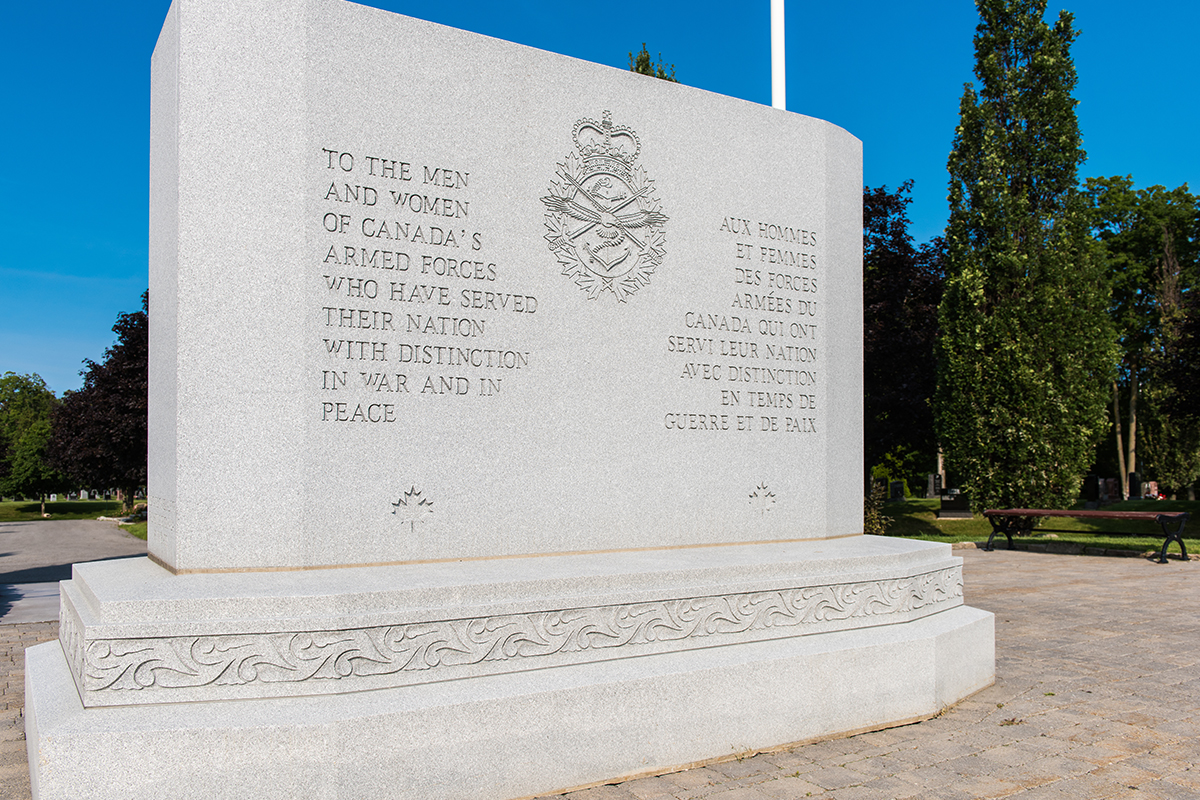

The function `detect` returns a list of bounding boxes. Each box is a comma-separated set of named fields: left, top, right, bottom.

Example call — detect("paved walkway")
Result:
left=0, top=519, right=146, bottom=623
left=3, top=548, right=1198, bottom=799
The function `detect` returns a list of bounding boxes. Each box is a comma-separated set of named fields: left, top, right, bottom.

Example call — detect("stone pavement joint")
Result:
left=3, top=550, right=1198, bottom=800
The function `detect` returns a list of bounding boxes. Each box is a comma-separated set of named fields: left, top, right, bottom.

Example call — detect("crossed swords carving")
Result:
left=543, top=169, right=667, bottom=274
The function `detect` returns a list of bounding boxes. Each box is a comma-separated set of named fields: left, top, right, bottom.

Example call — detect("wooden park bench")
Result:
left=983, top=509, right=1191, bottom=564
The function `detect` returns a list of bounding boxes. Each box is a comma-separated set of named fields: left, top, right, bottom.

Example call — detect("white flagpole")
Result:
left=771, top=0, right=786, bottom=110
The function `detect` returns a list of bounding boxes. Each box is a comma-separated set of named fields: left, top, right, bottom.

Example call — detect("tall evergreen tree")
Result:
left=935, top=0, right=1116, bottom=511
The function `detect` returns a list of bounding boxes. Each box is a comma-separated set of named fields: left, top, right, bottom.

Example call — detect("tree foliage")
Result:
left=1086, top=176, right=1199, bottom=495
left=0, top=372, right=69, bottom=511
left=863, top=181, right=944, bottom=490
left=48, top=292, right=148, bottom=512
left=935, top=0, right=1116, bottom=511
left=1160, top=289, right=1200, bottom=427
left=1152, top=287, right=1200, bottom=496
left=628, top=43, right=678, bottom=82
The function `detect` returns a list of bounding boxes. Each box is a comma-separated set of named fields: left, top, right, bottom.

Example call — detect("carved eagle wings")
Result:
left=541, top=195, right=668, bottom=230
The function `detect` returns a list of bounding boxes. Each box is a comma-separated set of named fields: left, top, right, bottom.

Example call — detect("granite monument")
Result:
left=25, top=1, right=994, bottom=797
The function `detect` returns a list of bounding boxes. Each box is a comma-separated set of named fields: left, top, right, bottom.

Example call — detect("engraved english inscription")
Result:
left=315, top=147, right=537, bottom=421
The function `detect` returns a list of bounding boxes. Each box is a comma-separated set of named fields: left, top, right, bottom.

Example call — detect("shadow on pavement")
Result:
left=0, top=554, right=144, bottom=585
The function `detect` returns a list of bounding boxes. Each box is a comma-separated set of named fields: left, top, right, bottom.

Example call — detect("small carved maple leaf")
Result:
left=392, top=487, right=434, bottom=531
left=749, top=483, right=776, bottom=512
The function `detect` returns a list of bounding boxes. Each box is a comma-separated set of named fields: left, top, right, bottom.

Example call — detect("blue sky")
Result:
left=2, top=0, right=1196, bottom=395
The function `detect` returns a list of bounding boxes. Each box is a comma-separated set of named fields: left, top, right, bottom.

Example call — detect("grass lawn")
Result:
left=881, top=498, right=1198, bottom=554
left=120, top=521, right=148, bottom=540
left=0, top=499, right=126, bottom=522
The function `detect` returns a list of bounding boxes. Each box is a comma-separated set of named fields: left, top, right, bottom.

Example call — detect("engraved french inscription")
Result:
left=665, top=216, right=823, bottom=433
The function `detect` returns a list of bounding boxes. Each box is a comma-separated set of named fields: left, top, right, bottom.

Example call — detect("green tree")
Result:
left=48, top=292, right=148, bottom=513
left=628, top=43, right=678, bottom=82
left=934, top=0, right=1116, bottom=512
left=1161, top=289, right=1200, bottom=427
left=1086, top=176, right=1199, bottom=497
left=0, top=372, right=70, bottom=513
left=1155, top=288, right=1200, bottom=499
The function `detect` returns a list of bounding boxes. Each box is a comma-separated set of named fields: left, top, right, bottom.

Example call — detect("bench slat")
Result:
left=985, top=509, right=1186, bottom=521
left=981, top=508, right=1191, bottom=563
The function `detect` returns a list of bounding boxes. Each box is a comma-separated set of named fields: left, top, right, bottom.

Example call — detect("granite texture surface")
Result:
left=28, top=605, right=992, bottom=800
left=149, top=0, right=863, bottom=572
left=22, top=0, right=993, bottom=796
left=58, top=537, right=966, bottom=706
left=14, top=551, right=1200, bottom=800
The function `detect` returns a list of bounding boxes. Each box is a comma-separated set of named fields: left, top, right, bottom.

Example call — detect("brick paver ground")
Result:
left=0, top=621, right=56, bottom=800
left=3, top=549, right=1197, bottom=799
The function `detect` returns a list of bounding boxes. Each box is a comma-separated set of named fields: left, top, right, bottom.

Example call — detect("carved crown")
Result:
left=573, top=111, right=640, bottom=178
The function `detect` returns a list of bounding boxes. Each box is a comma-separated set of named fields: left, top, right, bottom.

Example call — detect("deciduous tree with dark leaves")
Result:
left=48, top=292, right=148, bottom=513
left=863, top=181, right=944, bottom=492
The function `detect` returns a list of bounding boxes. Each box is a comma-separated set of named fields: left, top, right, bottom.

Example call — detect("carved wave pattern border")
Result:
left=77, top=567, right=961, bottom=699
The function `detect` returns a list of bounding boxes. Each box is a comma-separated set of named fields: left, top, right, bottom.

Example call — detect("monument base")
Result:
left=26, top=538, right=994, bottom=799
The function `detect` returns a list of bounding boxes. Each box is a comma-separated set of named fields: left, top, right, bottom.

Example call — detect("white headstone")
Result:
left=25, top=2, right=993, bottom=797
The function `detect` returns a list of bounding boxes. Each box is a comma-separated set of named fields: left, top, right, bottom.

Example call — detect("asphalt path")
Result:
left=0, top=519, right=147, bottom=623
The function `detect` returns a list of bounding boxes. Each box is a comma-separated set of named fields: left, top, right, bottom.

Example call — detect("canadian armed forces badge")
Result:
left=542, top=111, right=667, bottom=301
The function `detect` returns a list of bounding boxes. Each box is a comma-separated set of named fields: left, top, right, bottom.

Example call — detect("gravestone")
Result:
left=25, top=1, right=994, bottom=798
left=938, top=491, right=973, bottom=520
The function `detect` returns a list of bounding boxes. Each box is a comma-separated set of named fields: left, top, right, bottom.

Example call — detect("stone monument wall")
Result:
left=148, top=0, right=863, bottom=572
left=21, top=6, right=994, bottom=800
